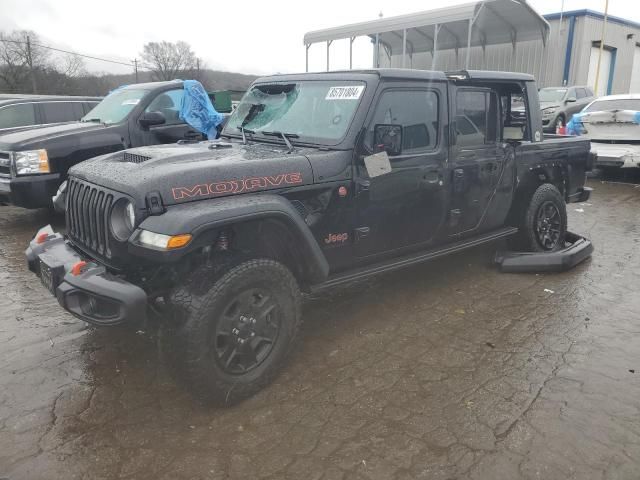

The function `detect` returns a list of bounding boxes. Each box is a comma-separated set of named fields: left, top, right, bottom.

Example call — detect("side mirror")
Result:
left=373, top=124, right=403, bottom=156
left=566, top=97, right=577, bottom=103
left=139, top=111, right=166, bottom=129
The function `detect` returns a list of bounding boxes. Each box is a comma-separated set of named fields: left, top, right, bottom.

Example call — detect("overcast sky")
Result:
left=1, top=0, right=639, bottom=76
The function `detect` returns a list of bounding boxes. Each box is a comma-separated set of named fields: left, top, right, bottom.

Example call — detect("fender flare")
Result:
left=133, top=194, right=330, bottom=284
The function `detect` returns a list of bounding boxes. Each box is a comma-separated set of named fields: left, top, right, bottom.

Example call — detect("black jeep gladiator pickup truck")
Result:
left=0, top=80, right=214, bottom=209
left=26, top=69, right=593, bottom=404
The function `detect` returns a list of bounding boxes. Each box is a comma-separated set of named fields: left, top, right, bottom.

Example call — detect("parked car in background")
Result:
left=539, top=86, right=595, bottom=131
left=573, top=94, right=640, bottom=169
left=0, top=80, right=220, bottom=209
left=0, top=94, right=101, bottom=135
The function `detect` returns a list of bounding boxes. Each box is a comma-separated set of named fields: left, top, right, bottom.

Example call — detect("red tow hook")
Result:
left=71, top=261, right=88, bottom=276
left=36, top=232, right=51, bottom=244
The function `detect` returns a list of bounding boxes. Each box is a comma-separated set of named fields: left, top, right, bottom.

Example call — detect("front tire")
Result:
left=512, top=183, right=567, bottom=252
left=169, top=259, right=301, bottom=406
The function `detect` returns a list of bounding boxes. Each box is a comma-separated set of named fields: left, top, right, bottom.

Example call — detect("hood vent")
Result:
left=121, top=152, right=152, bottom=164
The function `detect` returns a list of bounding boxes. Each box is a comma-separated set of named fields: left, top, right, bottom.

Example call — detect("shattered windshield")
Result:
left=539, top=88, right=567, bottom=103
left=82, top=88, right=148, bottom=124
left=224, top=81, right=365, bottom=145
left=584, top=99, right=640, bottom=112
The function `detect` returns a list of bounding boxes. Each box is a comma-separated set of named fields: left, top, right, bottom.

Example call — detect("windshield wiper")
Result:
left=261, top=131, right=299, bottom=153
left=238, top=126, right=255, bottom=145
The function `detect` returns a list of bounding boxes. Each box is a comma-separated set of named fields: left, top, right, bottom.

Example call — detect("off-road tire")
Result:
left=167, top=259, right=301, bottom=406
left=511, top=183, right=567, bottom=252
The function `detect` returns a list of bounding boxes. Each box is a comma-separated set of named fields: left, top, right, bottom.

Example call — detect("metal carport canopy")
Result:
left=303, top=0, right=550, bottom=70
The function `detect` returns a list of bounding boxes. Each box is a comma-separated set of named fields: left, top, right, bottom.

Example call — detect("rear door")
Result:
left=136, top=88, right=204, bottom=146
left=354, top=83, right=448, bottom=257
left=448, top=87, right=505, bottom=235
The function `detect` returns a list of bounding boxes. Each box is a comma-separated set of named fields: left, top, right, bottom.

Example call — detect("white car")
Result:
left=576, top=94, right=640, bottom=169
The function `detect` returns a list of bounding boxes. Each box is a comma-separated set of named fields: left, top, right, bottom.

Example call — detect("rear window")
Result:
left=0, top=103, right=36, bottom=129
left=584, top=99, right=640, bottom=112
left=41, top=102, right=78, bottom=123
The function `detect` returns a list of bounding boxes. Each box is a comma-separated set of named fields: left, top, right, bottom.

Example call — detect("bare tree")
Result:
left=140, top=41, right=197, bottom=81
left=0, top=30, right=49, bottom=93
left=59, top=53, right=86, bottom=77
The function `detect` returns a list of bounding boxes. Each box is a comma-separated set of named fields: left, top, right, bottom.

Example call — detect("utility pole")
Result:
left=133, top=58, right=139, bottom=83
left=26, top=35, right=37, bottom=94
left=594, top=0, right=609, bottom=95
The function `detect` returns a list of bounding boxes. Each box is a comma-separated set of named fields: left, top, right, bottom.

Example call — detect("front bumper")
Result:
left=0, top=173, right=61, bottom=209
left=25, top=225, right=147, bottom=326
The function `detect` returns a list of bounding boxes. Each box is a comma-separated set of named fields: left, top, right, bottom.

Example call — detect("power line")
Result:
left=0, top=37, right=143, bottom=68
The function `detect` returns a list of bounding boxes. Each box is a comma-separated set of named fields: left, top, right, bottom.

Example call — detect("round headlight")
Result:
left=125, top=202, right=135, bottom=231
left=110, top=199, right=136, bottom=241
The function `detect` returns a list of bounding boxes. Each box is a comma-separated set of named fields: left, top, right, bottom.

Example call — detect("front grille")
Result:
left=66, top=177, right=115, bottom=258
left=0, top=151, right=11, bottom=176
left=121, top=152, right=151, bottom=163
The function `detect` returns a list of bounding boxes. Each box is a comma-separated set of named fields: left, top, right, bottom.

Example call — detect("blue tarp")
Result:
left=566, top=112, right=586, bottom=136
left=179, top=80, right=224, bottom=140
left=633, top=111, right=640, bottom=125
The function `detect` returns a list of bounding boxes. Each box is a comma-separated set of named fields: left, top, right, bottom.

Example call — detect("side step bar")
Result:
left=311, top=226, right=518, bottom=292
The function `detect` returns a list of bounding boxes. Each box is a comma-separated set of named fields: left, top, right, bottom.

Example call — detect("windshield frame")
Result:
left=221, top=78, right=373, bottom=149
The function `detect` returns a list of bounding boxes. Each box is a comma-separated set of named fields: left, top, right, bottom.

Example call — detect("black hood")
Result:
left=0, top=121, right=107, bottom=151
left=69, top=141, right=317, bottom=209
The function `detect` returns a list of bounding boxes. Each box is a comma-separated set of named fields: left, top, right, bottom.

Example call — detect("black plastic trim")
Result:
left=494, top=231, right=593, bottom=273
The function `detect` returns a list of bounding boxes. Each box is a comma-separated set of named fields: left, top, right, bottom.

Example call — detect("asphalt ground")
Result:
left=1, top=173, right=639, bottom=479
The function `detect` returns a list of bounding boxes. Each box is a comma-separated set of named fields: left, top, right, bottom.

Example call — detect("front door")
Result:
left=136, top=88, right=204, bottom=147
left=448, top=87, right=506, bottom=235
left=355, top=85, right=448, bottom=258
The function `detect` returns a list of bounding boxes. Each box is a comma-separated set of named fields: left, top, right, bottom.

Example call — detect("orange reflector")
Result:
left=71, top=261, right=88, bottom=276
left=36, top=233, right=49, bottom=244
left=167, top=234, right=192, bottom=249
left=38, top=149, right=50, bottom=173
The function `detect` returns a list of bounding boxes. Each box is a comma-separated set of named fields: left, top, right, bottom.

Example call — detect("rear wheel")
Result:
left=167, top=259, right=301, bottom=405
left=511, top=183, right=567, bottom=252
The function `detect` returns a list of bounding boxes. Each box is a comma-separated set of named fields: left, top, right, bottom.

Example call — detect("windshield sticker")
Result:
left=121, top=99, right=140, bottom=106
left=364, top=151, right=392, bottom=178
left=326, top=86, right=364, bottom=101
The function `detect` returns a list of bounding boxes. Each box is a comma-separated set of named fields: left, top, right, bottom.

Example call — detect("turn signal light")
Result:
left=167, top=234, right=192, bottom=249
left=36, top=233, right=49, bottom=244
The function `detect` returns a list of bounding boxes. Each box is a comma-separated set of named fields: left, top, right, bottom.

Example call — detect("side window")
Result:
left=83, top=102, right=99, bottom=115
left=567, top=88, right=576, bottom=100
left=71, top=102, right=84, bottom=119
left=145, top=89, right=185, bottom=125
left=456, top=90, right=491, bottom=147
left=41, top=102, right=78, bottom=123
left=576, top=88, right=587, bottom=99
left=366, top=90, right=439, bottom=154
left=0, top=104, right=36, bottom=129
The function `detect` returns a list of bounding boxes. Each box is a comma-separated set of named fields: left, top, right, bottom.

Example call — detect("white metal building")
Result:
left=304, top=3, right=640, bottom=95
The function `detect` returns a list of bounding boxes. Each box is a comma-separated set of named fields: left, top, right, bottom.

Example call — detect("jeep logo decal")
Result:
left=172, top=173, right=303, bottom=200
